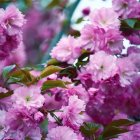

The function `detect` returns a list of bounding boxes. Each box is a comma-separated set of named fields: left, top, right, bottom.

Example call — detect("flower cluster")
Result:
left=0, top=0, right=140, bottom=140
left=0, top=5, right=25, bottom=61
left=112, top=0, right=140, bottom=45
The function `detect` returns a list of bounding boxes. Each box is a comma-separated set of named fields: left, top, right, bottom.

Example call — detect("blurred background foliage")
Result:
left=0, top=0, right=84, bottom=65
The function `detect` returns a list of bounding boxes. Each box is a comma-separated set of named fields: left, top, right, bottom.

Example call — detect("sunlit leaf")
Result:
left=42, top=80, right=67, bottom=91
left=47, top=58, right=61, bottom=66
left=40, top=65, right=63, bottom=79
left=8, top=69, right=36, bottom=86
left=2, top=64, right=16, bottom=78
left=33, top=64, right=46, bottom=71
left=47, top=0, right=60, bottom=8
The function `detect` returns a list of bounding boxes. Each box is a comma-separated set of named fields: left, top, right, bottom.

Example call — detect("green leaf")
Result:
left=8, top=69, right=36, bottom=86
left=40, top=65, right=63, bottom=79
left=47, top=0, right=60, bottom=8
left=47, top=58, right=61, bottom=66
left=121, top=18, right=140, bottom=30
left=80, top=122, right=100, bottom=137
left=75, top=50, right=90, bottom=68
left=24, top=0, right=32, bottom=7
left=60, top=66, right=77, bottom=78
left=40, top=119, right=48, bottom=133
left=125, top=19, right=137, bottom=28
left=133, top=19, right=140, bottom=30
left=103, top=127, right=129, bottom=140
left=76, top=17, right=84, bottom=24
left=98, top=136, right=104, bottom=140
left=102, top=119, right=135, bottom=140
left=107, top=119, right=135, bottom=127
left=0, top=91, right=13, bottom=99
left=33, top=64, right=46, bottom=71
left=2, top=64, right=16, bottom=78
left=42, top=80, right=67, bottom=91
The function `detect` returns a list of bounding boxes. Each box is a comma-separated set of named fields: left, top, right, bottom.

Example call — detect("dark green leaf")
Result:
left=80, top=122, right=100, bottom=137
left=98, top=136, right=104, bottom=140
left=102, top=127, right=129, bottom=140
left=102, top=119, right=135, bottom=140
left=76, top=17, right=84, bottom=24
left=125, top=19, right=137, bottom=28
left=121, top=18, right=140, bottom=30
left=76, top=50, right=90, bottom=68
left=107, top=119, right=135, bottom=127
left=60, top=66, right=77, bottom=78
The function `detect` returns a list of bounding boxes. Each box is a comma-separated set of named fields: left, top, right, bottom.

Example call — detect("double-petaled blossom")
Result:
left=4, top=107, right=43, bottom=139
left=46, top=126, right=81, bottom=140
left=89, top=8, right=120, bottom=30
left=60, top=95, right=86, bottom=130
left=0, top=5, right=25, bottom=61
left=80, top=25, right=123, bottom=54
left=112, top=0, right=140, bottom=19
left=0, top=5, right=25, bottom=35
left=86, top=51, right=118, bottom=82
left=117, top=57, right=137, bottom=87
left=12, top=86, right=45, bottom=109
left=51, top=36, right=81, bottom=64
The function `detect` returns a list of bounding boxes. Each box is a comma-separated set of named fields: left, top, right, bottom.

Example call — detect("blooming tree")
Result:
left=0, top=0, right=140, bottom=140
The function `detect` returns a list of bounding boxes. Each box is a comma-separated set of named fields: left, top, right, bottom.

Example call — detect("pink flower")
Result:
left=0, top=5, right=26, bottom=36
left=126, top=31, right=140, bottom=45
left=104, top=29, right=124, bottom=55
left=5, top=107, right=42, bottom=139
left=80, top=25, right=123, bottom=54
left=0, top=5, right=25, bottom=60
left=5, top=107, right=39, bottom=130
left=117, top=57, right=137, bottom=87
left=34, top=111, right=44, bottom=123
left=65, top=84, right=89, bottom=103
left=46, top=126, right=78, bottom=140
left=60, top=95, right=85, bottom=130
left=112, top=0, right=140, bottom=19
left=87, top=51, right=117, bottom=82
left=0, top=60, right=5, bottom=75
left=12, top=86, right=45, bottom=109
left=5, top=42, right=26, bottom=66
left=89, top=8, right=120, bottom=30
left=0, top=110, right=6, bottom=139
left=0, top=87, right=8, bottom=93
left=51, top=36, right=81, bottom=64
left=80, top=25, right=105, bottom=51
